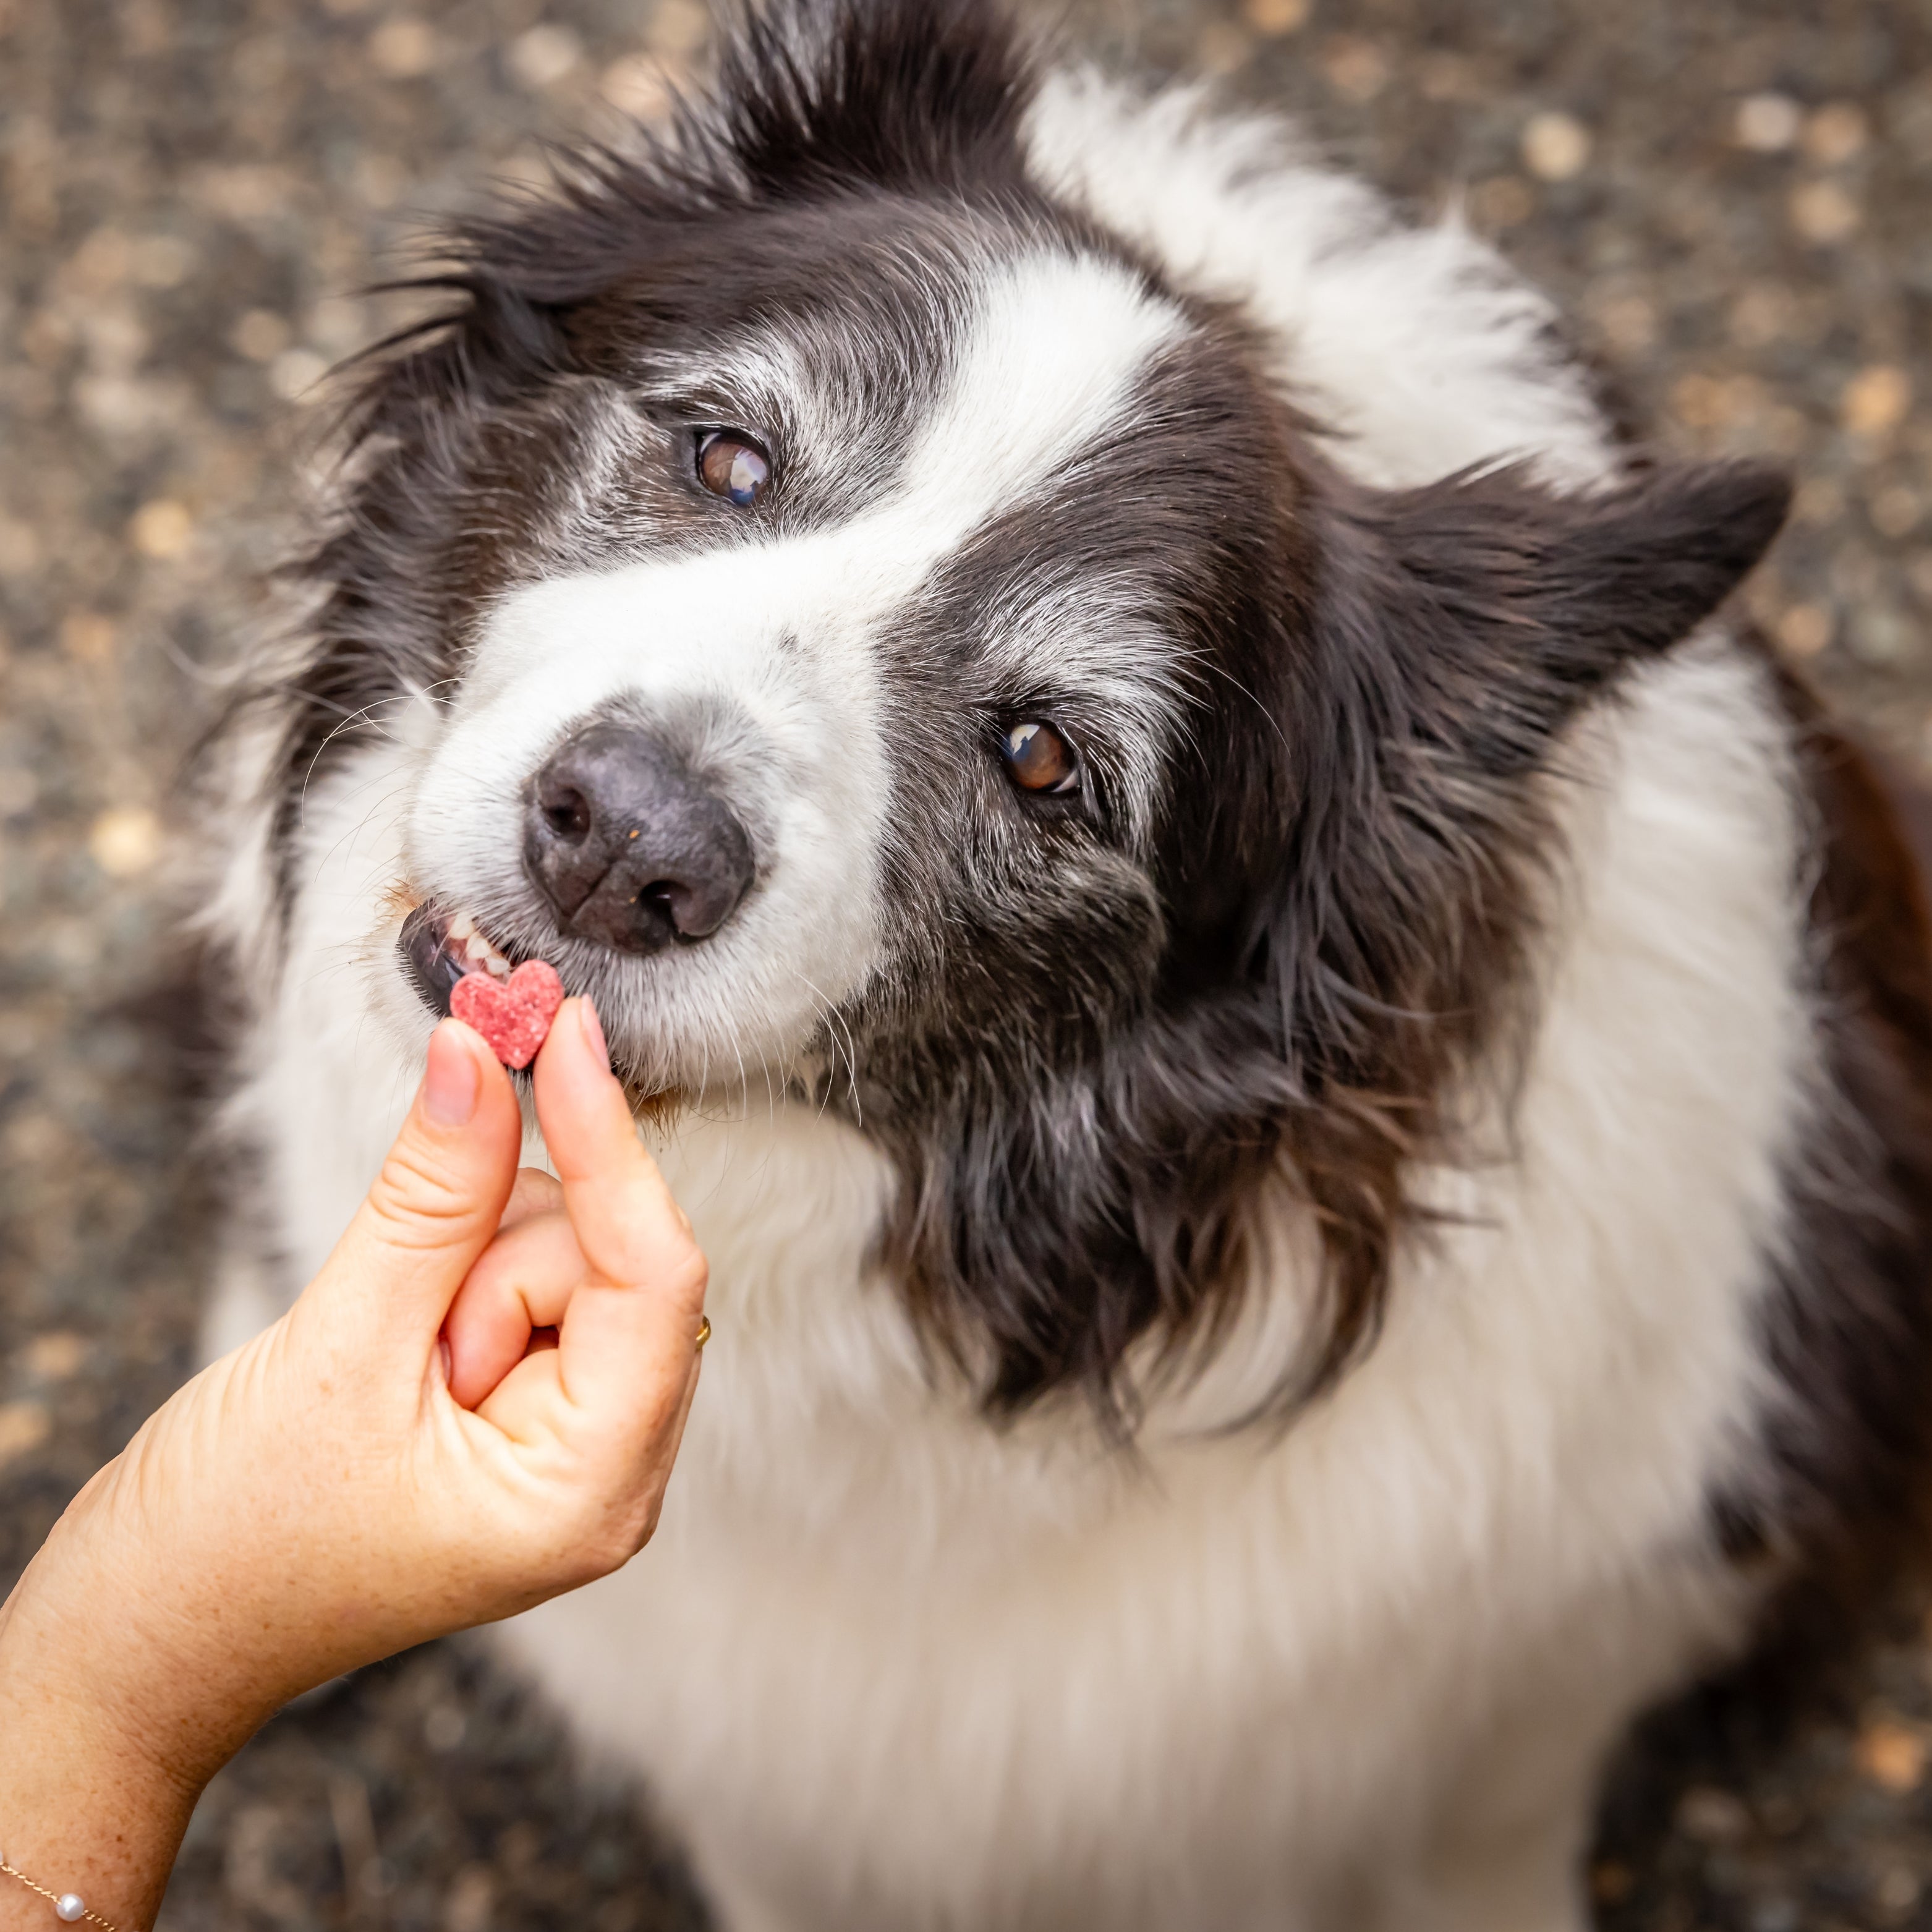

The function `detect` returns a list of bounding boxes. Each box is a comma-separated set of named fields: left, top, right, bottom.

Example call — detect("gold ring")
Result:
left=694, top=1315, right=712, bottom=1351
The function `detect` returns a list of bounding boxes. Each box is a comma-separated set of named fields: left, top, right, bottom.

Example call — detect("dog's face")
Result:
left=401, top=205, right=1281, bottom=1104
left=272, top=0, right=1789, bottom=1419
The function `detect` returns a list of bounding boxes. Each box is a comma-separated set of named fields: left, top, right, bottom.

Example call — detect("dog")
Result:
left=200, top=2, right=1932, bottom=1925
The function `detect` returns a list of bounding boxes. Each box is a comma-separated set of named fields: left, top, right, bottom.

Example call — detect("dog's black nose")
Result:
left=524, top=724, right=755, bottom=955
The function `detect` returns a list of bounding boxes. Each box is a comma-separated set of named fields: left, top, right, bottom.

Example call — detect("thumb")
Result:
left=317, top=1019, right=525, bottom=1338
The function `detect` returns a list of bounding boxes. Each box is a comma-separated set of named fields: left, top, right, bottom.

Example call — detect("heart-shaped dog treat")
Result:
left=451, top=960, right=566, bottom=1069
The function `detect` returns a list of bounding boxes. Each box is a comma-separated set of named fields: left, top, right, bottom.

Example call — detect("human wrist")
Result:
left=0, top=1579, right=208, bottom=1932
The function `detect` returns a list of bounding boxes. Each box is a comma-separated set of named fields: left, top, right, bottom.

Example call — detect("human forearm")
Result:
left=0, top=1540, right=210, bottom=1932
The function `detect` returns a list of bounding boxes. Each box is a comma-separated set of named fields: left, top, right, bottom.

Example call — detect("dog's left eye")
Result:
left=1000, top=721, right=1079, bottom=796
left=697, top=430, right=772, bottom=508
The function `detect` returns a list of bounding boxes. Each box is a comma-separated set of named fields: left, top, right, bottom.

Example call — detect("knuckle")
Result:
left=664, top=1242, right=709, bottom=1303
left=367, top=1141, right=475, bottom=1241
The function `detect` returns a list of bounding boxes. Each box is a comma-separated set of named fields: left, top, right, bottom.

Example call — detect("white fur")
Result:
left=1023, top=71, right=1612, bottom=493
left=215, top=72, right=1816, bottom=1932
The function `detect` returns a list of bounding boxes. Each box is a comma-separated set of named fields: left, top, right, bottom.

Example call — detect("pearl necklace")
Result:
left=0, top=1850, right=122, bottom=1931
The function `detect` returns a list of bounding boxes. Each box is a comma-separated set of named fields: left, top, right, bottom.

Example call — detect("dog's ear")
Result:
left=1266, top=457, right=1793, bottom=1070
left=1312, top=457, right=1793, bottom=788
left=1181, top=457, right=1793, bottom=1413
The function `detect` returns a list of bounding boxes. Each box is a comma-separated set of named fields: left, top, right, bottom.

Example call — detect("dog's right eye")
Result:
left=697, top=430, right=772, bottom=508
left=1000, top=721, right=1079, bottom=796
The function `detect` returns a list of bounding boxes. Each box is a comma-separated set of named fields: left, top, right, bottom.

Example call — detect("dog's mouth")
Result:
left=399, top=900, right=534, bottom=1018
left=397, top=898, right=685, bottom=1122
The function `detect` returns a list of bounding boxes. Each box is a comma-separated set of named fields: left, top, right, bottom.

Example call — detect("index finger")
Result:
left=529, top=998, right=705, bottom=1313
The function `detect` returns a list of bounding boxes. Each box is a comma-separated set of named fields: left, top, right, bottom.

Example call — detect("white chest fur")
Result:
left=464, top=644, right=1807, bottom=1932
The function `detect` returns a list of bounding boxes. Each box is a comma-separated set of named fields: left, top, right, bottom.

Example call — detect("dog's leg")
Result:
left=685, top=1859, right=811, bottom=1932
left=1364, top=1687, right=1612, bottom=1932
left=1371, top=1813, right=1589, bottom=1932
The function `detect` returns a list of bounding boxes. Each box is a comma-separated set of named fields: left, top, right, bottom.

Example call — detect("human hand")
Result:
left=0, top=997, right=705, bottom=1925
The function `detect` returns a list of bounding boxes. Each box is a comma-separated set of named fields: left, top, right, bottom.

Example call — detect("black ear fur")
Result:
left=1319, top=457, right=1794, bottom=787
left=1223, top=457, right=1793, bottom=1408
left=1266, top=457, right=1793, bottom=1065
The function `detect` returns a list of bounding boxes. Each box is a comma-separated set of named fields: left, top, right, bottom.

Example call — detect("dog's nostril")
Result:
left=523, top=723, right=755, bottom=957
left=542, top=788, right=592, bottom=843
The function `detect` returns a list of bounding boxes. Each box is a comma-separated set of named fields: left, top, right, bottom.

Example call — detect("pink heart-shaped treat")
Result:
left=451, top=960, right=566, bottom=1070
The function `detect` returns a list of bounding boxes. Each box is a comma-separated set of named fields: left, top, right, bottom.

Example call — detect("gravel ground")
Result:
left=4, top=0, right=1931, bottom=1926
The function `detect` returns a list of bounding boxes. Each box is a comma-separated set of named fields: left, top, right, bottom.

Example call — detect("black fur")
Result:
left=240, top=0, right=1804, bottom=1436
left=854, top=416, right=1792, bottom=1422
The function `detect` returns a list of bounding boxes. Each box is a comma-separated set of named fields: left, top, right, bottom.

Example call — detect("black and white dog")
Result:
left=203, top=2, right=1932, bottom=1925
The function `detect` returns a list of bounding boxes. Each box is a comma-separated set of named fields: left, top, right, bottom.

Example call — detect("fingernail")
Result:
left=423, top=1021, right=481, bottom=1126
left=579, top=997, right=610, bottom=1068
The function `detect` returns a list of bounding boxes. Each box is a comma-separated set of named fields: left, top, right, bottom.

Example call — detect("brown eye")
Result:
left=697, top=430, right=772, bottom=507
left=1000, top=721, right=1079, bottom=795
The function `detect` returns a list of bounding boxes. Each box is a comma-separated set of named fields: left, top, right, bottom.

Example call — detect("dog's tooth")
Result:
left=448, top=911, right=475, bottom=942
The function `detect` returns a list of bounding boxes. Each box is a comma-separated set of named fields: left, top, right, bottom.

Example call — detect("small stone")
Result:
left=443, top=1865, right=495, bottom=1932
left=1854, top=1714, right=1927, bottom=1792
left=1872, top=484, right=1923, bottom=538
left=129, top=497, right=193, bottom=560
left=1795, top=475, right=1846, bottom=526
left=229, top=307, right=291, bottom=362
left=602, top=55, right=674, bottom=119
left=1593, top=291, right=1658, bottom=355
left=60, top=612, right=117, bottom=662
left=1670, top=372, right=1730, bottom=430
left=1197, top=21, right=1251, bottom=74
left=1842, top=365, right=1912, bottom=438
left=128, top=232, right=196, bottom=288
left=368, top=18, right=435, bottom=79
left=1790, top=179, right=1861, bottom=244
left=0, top=517, right=42, bottom=575
left=1735, top=92, right=1802, bottom=152
left=1875, top=1865, right=1921, bottom=1915
left=1777, top=603, right=1834, bottom=658
left=1471, top=175, right=1536, bottom=230
left=508, top=24, right=581, bottom=90
left=1729, top=283, right=1792, bottom=347
left=1241, top=0, right=1309, bottom=35
left=23, top=1332, right=87, bottom=1381
left=0, top=1400, right=52, bottom=1466
left=1803, top=101, right=1868, bottom=165
left=424, top=1703, right=466, bottom=1751
left=269, top=348, right=330, bottom=401
left=1521, top=111, right=1591, bottom=182
left=90, top=806, right=162, bottom=879
left=649, top=0, right=709, bottom=57
left=1322, top=35, right=1388, bottom=103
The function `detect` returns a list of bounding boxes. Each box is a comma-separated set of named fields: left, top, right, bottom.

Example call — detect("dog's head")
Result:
left=267, top=0, right=1789, bottom=1423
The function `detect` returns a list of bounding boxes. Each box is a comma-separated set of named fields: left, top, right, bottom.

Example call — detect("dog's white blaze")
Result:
left=407, top=250, right=1186, bottom=1077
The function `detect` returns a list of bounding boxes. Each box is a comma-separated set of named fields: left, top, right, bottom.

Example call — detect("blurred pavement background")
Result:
left=3, top=0, right=1931, bottom=1925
